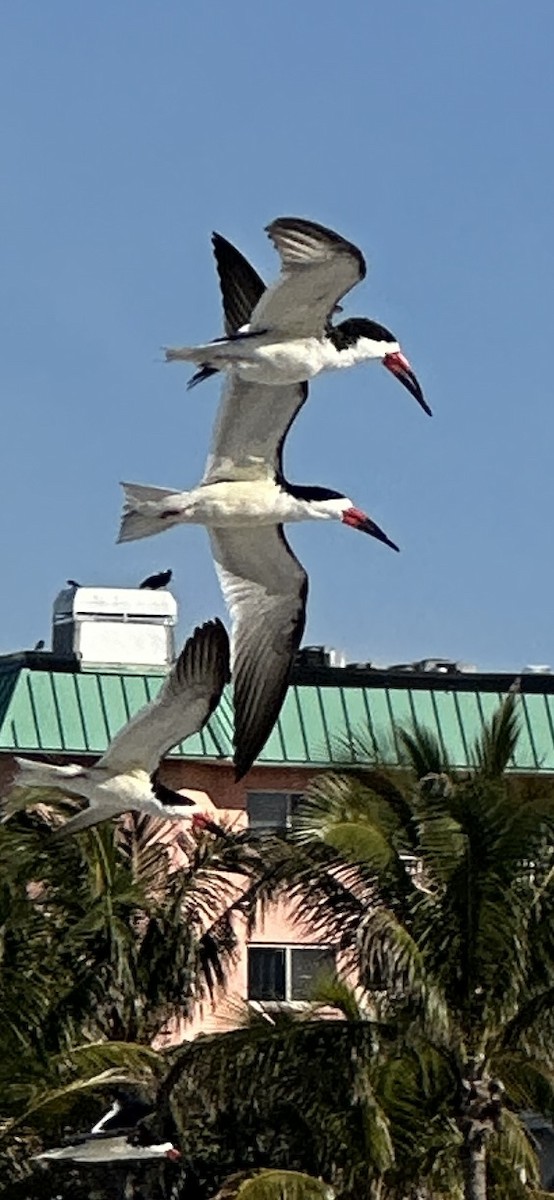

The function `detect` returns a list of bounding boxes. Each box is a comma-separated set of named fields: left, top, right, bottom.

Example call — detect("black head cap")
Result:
left=285, top=483, right=345, bottom=503
left=329, top=318, right=397, bottom=351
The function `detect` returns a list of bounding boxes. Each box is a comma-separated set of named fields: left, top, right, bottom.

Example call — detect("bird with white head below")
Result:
left=117, top=475, right=398, bottom=780
left=33, top=1091, right=181, bottom=1164
left=6, top=619, right=229, bottom=836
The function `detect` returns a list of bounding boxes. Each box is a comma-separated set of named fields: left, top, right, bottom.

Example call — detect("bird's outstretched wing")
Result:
left=97, top=619, right=230, bottom=775
left=249, top=217, right=366, bottom=338
left=187, top=233, right=266, bottom=388
left=212, top=232, right=266, bottom=334
left=209, top=526, right=307, bottom=780
left=202, top=376, right=308, bottom=485
left=202, top=232, right=308, bottom=484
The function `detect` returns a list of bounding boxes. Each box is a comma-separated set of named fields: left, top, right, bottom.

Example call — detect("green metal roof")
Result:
left=1, top=658, right=554, bottom=772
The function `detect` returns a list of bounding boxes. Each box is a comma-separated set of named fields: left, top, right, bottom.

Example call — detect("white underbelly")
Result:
left=234, top=339, right=330, bottom=384
left=91, top=769, right=153, bottom=807
left=193, top=480, right=309, bottom=525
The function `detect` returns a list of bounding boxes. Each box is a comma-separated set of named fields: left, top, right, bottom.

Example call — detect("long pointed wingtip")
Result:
left=234, top=757, right=253, bottom=784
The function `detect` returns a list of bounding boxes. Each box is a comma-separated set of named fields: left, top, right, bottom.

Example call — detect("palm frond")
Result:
left=295, top=774, right=403, bottom=839
left=2, top=1068, right=147, bottom=1136
left=487, top=1106, right=542, bottom=1198
left=63, top=1040, right=163, bottom=1074
left=0, top=1041, right=164, bottom=1132
left=1, top=783, right=68, bottom=814
left=397, top=723, right=450, bottom=779
left=308, top=975, right=372, bottom=1023
left=494, top=1052, right=554, bottom=1123
left=163, top=1015, right=393, bottom=1188
left=214, top=1169, right=334, bottom=1200
left=472, top=690, right=521, bottom=777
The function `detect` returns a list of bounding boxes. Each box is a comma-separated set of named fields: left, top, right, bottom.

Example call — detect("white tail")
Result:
left=164, top=339, right=246, bottom=366
left=14, top=757, right=83, bottom=789
left=164, top=345, right=199, bottom=363
left=117, top=482, right=184, bottom=544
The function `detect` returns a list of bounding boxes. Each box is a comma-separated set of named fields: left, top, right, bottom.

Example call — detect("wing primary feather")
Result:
left=265, top=216, right=367, bottom=279
left=175, top=618, right=231, bottom=708
left=229, top=530, right=308, bottom=781
left=245, top=216, right=366, bottom=339
left=211, top=233, right=266, bottom=334
left=96, top=619, right=230, bottom=777
left=203, top=233, right=308, bottom=488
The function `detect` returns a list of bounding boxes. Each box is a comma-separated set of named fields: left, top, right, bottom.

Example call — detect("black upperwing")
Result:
left=212, top=232, right=266, bottom=334
left=188, top=234, right=266, bottom=389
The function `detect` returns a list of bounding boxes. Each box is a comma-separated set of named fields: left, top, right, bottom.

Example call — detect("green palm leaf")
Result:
left=472, top=689, right=521, bottom=777
left=214, top=1170, right=334, bottom=1200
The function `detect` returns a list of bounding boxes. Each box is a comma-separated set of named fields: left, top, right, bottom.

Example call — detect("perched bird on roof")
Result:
left=164, top=216, right=429, bottom=414
left=7, top=619, right=229, bottom=836
left=33, top=639, right=45, bottom=651
left=66, top=579, right=81, bottom=588
left=139, top=568, right=173, bottom=590
left=34, top=1090, right=180, bottom=1164
left=117, top=234, right=399, bottom=780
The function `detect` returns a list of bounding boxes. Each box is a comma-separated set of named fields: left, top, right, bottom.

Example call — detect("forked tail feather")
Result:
left=13, top=757, right=83, bottom=789
left=118, top=482, right=184, bottom=544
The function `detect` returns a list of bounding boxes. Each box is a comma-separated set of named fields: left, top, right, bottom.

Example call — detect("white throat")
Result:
left=333, top=337, right=400, bottom=367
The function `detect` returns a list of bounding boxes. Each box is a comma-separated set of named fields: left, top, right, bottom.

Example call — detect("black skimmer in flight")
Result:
left=8, top=620, right=229, bottom=835
left=119, top=254, right=399, bottom=781
left=34, top=1092, right=181, bottom=1164
left=139, top=568, right=173, bottom=589
left=164, top=216, right=430, bottom=415
left=118, top=478, right=397, bottom=779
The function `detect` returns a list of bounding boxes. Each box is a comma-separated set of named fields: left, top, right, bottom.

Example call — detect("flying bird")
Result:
left=34, top=1092, right=180, bottom=1164
left=139, top=568, right=173, bottom=590
left=9, top=619, right=229, bottom=836
left=118, top=234, right=398, bottom=778
left=164, top=216, right=430, bottom=415
left=118, top=480, right=395, bottom=780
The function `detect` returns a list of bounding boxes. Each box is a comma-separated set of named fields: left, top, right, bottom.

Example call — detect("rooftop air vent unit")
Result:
left=296, top=645, right=346, bottom=669
left=52, top=586, right=177, bottom=667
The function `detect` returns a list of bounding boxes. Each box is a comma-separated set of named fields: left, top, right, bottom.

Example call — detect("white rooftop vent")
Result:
left=52, top=586, right=177, bottom=667
left=296, top=645, right=346, bottom=669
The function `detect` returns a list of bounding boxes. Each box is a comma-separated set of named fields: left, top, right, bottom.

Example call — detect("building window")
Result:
left=246, top=791, right=303, bottom=834
left=247, top=945, right=335, bottom=1002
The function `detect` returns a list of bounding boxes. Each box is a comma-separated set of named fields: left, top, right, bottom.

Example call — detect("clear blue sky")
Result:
left=2, top=1, right=553, bottom=671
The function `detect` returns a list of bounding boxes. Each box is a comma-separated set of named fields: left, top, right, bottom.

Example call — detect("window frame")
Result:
left=246, top=790, right=304, bottom=835
left=247, top=942, right=336, bottom=1004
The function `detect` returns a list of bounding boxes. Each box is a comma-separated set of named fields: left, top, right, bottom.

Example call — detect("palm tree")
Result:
left=161, top=694, right=554, bottom=1200
left=0, top=804, right=259, bottom=1197
left=159, top=992, right=397, bottom=1200
left=278, top=692, right=554, bottom=1199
